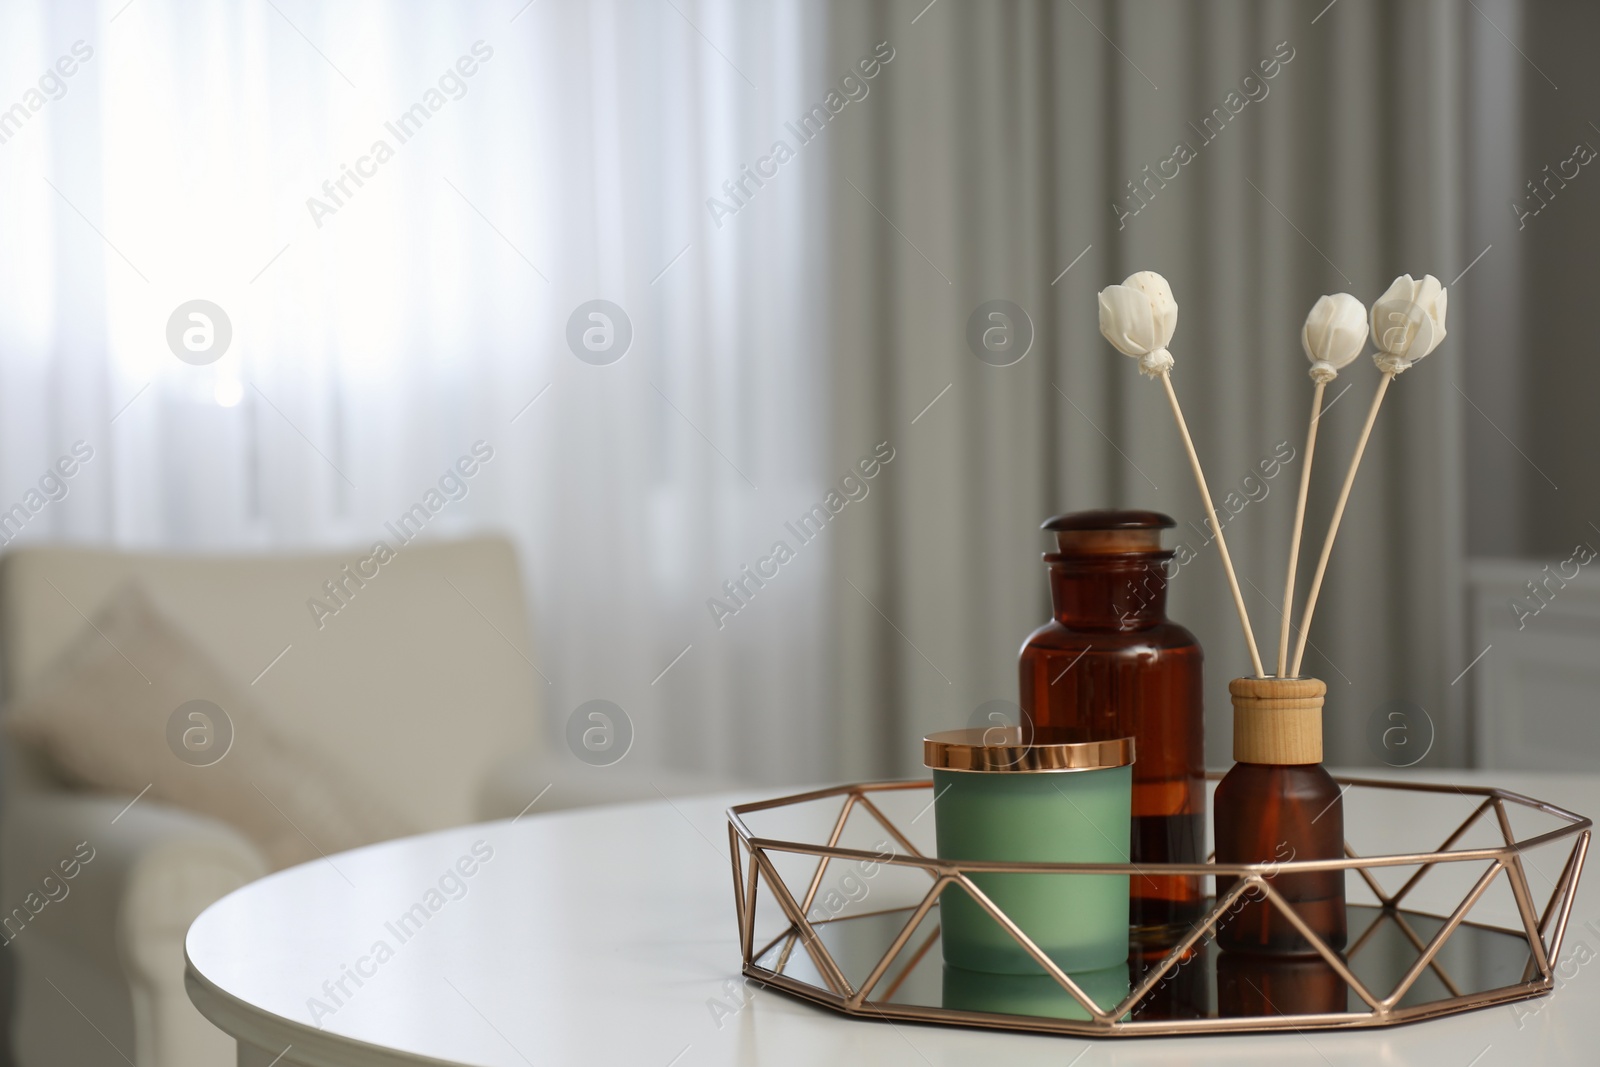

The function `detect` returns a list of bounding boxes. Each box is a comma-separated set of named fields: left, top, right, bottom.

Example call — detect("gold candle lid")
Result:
left=923, top=728, right=1135, bottom=773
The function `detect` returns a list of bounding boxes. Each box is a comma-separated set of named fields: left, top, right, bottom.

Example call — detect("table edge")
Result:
left=184, top=946, right=484, bottom=1067
left=181, top=796, right=778, bottom=1066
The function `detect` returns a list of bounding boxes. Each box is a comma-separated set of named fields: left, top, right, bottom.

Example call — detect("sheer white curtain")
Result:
left=1, top=0, right=1488, bottom=788
left=0, top=0, right=832, bottom=781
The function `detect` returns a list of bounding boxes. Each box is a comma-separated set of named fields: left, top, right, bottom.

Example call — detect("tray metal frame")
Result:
left=726, top=774, right=1592, bottom=1037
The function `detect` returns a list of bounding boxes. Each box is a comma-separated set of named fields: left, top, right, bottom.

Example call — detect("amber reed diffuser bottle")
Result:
left=1212, top=677, right=1346, bottom=955
left=1019, top=511, right=1205, bottom=942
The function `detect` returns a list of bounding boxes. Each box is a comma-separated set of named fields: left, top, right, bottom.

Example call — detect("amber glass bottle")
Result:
left=1213, top=677, right=1347, bottom=955
left=1019, top=510, right=1204, bottom=941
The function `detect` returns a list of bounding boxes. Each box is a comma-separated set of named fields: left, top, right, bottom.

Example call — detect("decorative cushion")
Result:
left=2, top=583, right=410, bottom=869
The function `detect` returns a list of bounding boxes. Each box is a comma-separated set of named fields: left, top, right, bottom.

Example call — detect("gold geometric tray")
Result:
left=726, top=775, right=1591, bottom=1036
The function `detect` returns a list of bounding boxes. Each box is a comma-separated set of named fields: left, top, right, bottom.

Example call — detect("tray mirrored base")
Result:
left=751, top=902, right=1546, bottom=1035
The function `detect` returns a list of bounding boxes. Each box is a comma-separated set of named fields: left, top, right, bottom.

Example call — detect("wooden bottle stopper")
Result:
left=1230, top=676, right=1326, bottom=765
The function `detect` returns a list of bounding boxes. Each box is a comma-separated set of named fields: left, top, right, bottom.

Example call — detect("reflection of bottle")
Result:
left=1019, top=511, right=1205, bottom=942
left=1217, top=951, right=1347, bottom=1017
left=1213, top=678, right=1347, bottom=955
left=1127, top=938, right=1211, bottom=1021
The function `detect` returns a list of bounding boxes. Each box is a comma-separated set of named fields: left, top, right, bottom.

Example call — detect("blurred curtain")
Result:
left=824, top=0, right=1470, bottom=774
left=0, top=0, right=1479, bottom=785
left=0, top=0, right=835, bottom=780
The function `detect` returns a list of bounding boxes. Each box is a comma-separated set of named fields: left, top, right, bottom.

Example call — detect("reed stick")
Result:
left=1290, top=371, right=1394, bottom=676
left=1277, top=380, right=1326, bottom=677
left=1159, top=371, right=1266, bottom=678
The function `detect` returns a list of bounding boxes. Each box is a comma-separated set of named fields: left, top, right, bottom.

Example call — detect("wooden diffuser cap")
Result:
left=1230, top=676, right=1326, bottom=765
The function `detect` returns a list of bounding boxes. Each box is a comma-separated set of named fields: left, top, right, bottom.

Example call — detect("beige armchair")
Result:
left=0, top=535, right=710, bottom=1067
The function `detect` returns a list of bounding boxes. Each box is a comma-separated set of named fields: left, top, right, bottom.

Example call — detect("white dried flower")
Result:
left=1301, top=293, right=1369, bottom=384
left=1370, top=274, right=1447, bottom=374
left=1099, top=270, right=1178, bottom=377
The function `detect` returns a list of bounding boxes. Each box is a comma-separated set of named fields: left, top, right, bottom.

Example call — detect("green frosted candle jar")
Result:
left=924, top=728, right=1133, bottom=974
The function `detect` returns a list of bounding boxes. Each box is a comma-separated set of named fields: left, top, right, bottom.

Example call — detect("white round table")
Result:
left=187, top=771, right=1600, bottom=1066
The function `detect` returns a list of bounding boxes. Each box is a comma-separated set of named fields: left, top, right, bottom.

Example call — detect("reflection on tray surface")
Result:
left=752, top=902, right=1536, bottom=1022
